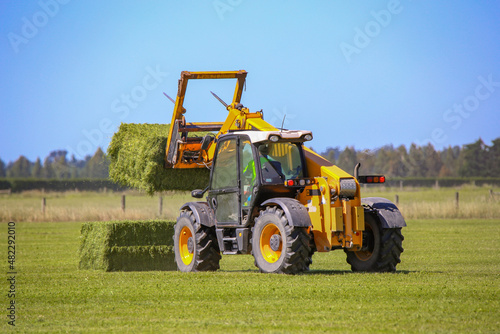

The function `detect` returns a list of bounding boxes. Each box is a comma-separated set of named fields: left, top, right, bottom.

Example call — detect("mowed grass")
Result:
left=1, top=218, right=499, bottom=333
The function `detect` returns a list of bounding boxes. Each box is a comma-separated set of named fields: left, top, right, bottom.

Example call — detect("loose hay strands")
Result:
left=107, top=123, right=210, bottom=195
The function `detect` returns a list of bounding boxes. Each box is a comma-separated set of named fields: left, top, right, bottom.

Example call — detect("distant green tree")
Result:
left=373, top=146, right=408, bottom=177
left=53, top=155, right=71, bottom=179
left=7, top=156, right=32, bottom=177
left=42, top=157, right=56, bottom=178
left=458, top=138, right=488, bottom=177
left=439, top=146, right=460, bottom=177
left=374, top=148, right=390, bottom=174
left=357, top=149, right=376, bottom=174
left=391, top=145, right=409, bottom=177
left=32, top=158, right=43, bottom=178
left=325, top=148, right=338, bottom=164
left=423, top=144, right=442, bottom=177
left=488, top=137, right=500, bottom=176
left=407, top=144, right=427, bottom=177
left=0, top=158, right=6, bottom=177
left=68, top=155, right=80, bottom=178
left=82, top=148, right=109, bottom=178
left=336, top=146, right=357, bottom=173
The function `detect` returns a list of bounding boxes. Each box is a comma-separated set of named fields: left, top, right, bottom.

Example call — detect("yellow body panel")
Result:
left=332, top=207, right=344, bottom=232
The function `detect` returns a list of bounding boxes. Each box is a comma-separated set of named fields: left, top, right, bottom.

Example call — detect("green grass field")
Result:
left=1, top=186, right=499, bottom=332
left=1, top=218, right=498, bottom=333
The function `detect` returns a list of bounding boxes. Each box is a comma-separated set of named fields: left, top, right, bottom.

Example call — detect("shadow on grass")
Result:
left=307, top=269, right=419, bottom=275
left=217, top=269, right=421, bottom=275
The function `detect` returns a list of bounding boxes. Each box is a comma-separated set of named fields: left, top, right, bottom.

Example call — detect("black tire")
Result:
left=174, top=210, right=221, bottom=272
left=307, top=228, right=316, bottom=268
left=251, top=206, right=311, bottom=274
left=345, top=212, right=404, bottom=272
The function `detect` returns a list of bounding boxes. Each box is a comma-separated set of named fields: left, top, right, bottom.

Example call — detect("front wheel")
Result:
left=174, top=210, right=221, bottom=272
left=345, top=212, right=404, bottom=272
left=252, top=206, right=311, bottom=274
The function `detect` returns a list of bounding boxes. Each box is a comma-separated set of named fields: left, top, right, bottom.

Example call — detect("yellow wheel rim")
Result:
left=179, top=226, right=194, bottom=265
left=260, top=223, right=282, bottom=263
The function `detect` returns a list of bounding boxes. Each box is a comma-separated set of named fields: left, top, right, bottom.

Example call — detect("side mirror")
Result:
left=200, top=135, right=214, bottom=151
left=191, top=186, right=209, bottom=198
left=191, top=189, right=205, bottom=198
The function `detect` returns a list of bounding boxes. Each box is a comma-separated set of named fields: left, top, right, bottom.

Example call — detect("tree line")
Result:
left=1, top=148, right=109, bottom=179
left=319, top=137, right=500, bottom=178
left=1, top=137, right=499, bottom=179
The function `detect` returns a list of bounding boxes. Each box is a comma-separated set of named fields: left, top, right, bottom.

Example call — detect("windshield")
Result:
left=257, top=142, right=304, bottom=183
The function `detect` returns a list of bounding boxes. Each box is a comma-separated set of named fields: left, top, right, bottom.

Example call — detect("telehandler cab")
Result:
left=167, top=70, right=405, bottom=274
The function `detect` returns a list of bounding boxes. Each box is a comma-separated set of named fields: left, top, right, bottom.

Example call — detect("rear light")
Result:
left=358, top=175, right=386, bottom=184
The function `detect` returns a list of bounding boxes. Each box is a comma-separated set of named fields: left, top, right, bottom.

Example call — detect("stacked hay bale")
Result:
left=79, top=220, right=177, bottom=271
left=92, top=124, right=211, bottom=271
left=107, top=123, right=210, bottom=195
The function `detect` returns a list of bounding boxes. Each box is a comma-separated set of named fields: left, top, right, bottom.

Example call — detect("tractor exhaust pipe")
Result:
left=354, top=163, right=361, bottom=180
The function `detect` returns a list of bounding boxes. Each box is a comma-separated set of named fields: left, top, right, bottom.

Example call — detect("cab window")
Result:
left=211, top=138, right=237, bottom=189
left=258, top=142, right=304, bottom=183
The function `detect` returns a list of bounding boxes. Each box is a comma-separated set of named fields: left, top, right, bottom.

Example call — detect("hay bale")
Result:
left=107, top=123, right=210, bottom=194
left=79, top=220, right=177, bottom=271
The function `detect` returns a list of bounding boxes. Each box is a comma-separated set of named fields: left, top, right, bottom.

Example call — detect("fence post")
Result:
left=42, top=197, right=46, bottom=214
left=121, top=194, right=126, bottom=213
left=395, top=194, right=399, bottom=205
left=490, top=189, right=494, bottom=199
left=158, top=196, right=163, bottom=216
left=455, top=192, right=459, bottom=210
left=399, top=180, right=403, bottom=191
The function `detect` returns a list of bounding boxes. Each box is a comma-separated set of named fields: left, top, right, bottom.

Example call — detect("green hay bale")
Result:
left=79, top=220, right=177, bottom=271
left=108, top=245, right=175, bottom=271
left=107, top=123, right=210, bottom=195
left=110, top=220, right=175, bottom=246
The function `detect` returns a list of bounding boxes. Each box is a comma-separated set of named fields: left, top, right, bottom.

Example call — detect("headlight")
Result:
left=269, top=135, right=280, bottom=142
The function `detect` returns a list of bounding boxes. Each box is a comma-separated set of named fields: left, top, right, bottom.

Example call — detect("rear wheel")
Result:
left=252, top=206, right=311, bottom=274
left=345, top=212, right=404, bottom=272
left=174, top=210, right=221, bottom=272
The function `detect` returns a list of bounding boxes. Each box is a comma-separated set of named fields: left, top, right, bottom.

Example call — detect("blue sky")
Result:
left=1, top=1, right=499, bottom=163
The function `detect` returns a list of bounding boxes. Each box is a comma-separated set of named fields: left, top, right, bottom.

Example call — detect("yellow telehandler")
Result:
left=166, top=70, right=405, bottom=274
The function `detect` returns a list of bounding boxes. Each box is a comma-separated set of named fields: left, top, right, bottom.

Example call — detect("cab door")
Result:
left=208, top=137, right=240, bottom=225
